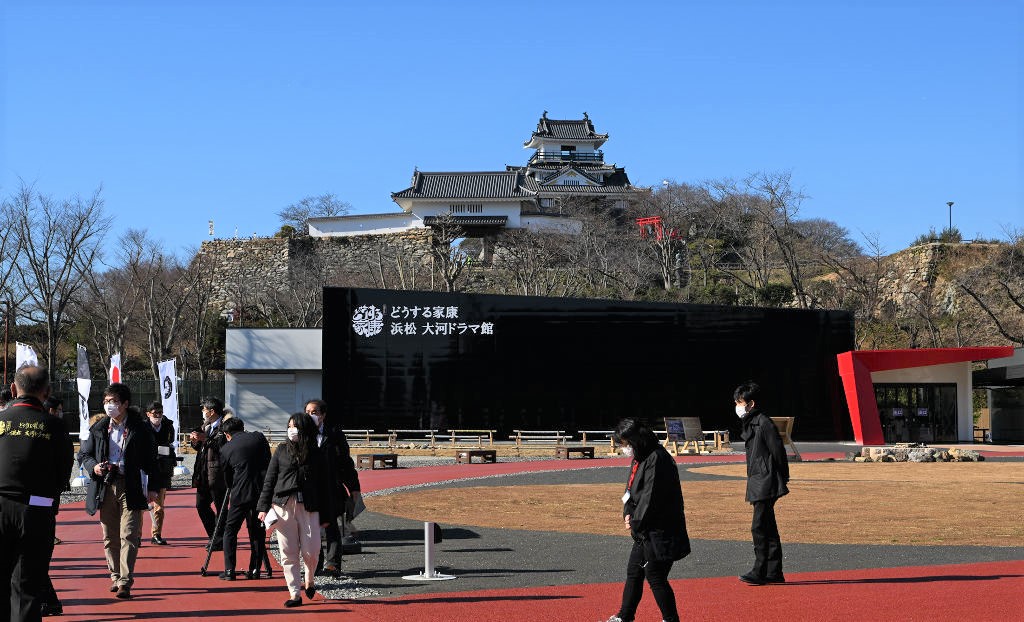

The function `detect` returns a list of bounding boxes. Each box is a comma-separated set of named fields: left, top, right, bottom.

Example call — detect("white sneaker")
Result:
left=602, top=616, right=625, bottom=622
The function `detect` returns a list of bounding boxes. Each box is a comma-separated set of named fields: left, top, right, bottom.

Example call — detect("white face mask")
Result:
left=104, top=403, right=121, bottom=418
left=621, top=445, right=634, bottom=458
left=287, top=427, right=299, bottom=441
left=308, top=414, right=321, bottom=427
left=735, top=404, right=749, bottom=418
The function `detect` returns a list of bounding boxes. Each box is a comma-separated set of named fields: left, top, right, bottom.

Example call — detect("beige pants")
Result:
left=99, top=477, right=143, bottom=588
left=274, top=496, right=321, bottom=599
left=149, top=488, right=168, bottom=537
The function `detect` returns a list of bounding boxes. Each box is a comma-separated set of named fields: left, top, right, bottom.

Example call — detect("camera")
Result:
left=100, top=462, right=120, bottom=485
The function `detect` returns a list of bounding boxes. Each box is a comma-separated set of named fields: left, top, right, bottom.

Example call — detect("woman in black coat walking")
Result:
left=257, top=413, right=332, bottom=608
left=603, top=418, right=690, bottom=622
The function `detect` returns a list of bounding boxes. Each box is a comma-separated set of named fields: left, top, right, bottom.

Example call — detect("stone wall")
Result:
left=198, top=229, right=435, bottom=311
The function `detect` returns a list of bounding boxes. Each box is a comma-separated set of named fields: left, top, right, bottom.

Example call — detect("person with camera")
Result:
left=0, top=366, right=73, bottom=621
left=144, top=401, right=176, bottom=546
left=189, top=396, right=228, bottom=546
left=78, top=383, right=159, bottom=600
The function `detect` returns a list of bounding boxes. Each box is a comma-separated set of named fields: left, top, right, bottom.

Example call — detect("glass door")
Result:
left=874, top=383, right=958, bottom=443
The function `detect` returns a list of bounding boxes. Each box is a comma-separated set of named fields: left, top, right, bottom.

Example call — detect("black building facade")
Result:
left=324, top=288, right=856, bottom=441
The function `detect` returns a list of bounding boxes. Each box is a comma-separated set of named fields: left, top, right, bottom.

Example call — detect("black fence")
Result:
left=51, top=378, right=225, bottom=436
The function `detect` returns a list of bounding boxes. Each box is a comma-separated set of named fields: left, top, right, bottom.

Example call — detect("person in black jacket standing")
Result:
left=218, top=417, right=271, bottom=580
left=734, top=381, right=790, bottom=585
left=189, top=396, right=228, bottom=545
left=603, top=418, right=690, bottom=622
left=0, top=366, right=73, bottom=622
left=144, top=401, right=175, bottom=546
left=77, top=383, right=158, bottom=600
left=257, top=413, right=332, bottom=608
left=304, top=399, right=361, bottom=577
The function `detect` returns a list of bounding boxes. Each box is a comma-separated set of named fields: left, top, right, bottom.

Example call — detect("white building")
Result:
left=224, top=328, right=323, bottom=432
left=307, top=112, right=638, bottom=239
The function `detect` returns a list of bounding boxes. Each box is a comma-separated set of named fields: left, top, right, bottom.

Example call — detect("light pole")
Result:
left=946, top=201, right=954, bottom=232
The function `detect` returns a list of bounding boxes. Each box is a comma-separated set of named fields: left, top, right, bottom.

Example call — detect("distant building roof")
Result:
left=392, top=171, right=536, bottom=201
left=524, top=112, right=608, bottom=148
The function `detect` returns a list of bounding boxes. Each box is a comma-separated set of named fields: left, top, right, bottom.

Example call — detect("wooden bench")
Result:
left=455, top=449, right=497, bottom=464
left=344, top=429, right=396, bottom=448
left=579, top=430, right=618, bottom=454
left=555, top=446, right=595, bottom=459
left=356, top=453, right=399, bottom=469
left=439, top=429, right=497, bottom=448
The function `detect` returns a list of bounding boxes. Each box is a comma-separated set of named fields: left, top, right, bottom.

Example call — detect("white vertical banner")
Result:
left=109, top=353, right=122, bottom=383
left=76, top=344, right=92, bottom=441
left=15, top=342, right=38, bottom=370
left=157, top=359, right=179, bottom=448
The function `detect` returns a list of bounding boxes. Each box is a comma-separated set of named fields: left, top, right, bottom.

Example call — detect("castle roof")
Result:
left=524, top=112, right=608, bottom=148
left=392, top=170, right=536, bottom=202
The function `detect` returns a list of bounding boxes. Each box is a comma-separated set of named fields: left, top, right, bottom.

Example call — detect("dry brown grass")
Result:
left=366, top=462, right=1024, bottom=546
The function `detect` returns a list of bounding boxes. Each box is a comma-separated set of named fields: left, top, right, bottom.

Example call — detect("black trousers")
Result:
left=617, top=539, right=679, bottom=622
left=0, top=495, right=56, bottom=622
left=750, top=497, right=783, bottom=579
left=221, top=501, right=266, bottom=573
left=196, top=485, right=227, bottom=539
left=322, top=513, right=346, bottom=569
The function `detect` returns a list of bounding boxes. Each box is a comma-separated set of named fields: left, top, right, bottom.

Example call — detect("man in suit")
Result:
left=189, top=396, right=228, bottom=545
left=78, top=383, right=158, bottom=600
left=0, top=366, right=73, bottom=622
left=218, top=416, right=271, bottom=580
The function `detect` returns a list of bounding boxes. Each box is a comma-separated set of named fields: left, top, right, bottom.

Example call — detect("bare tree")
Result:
left=427, top=213, right=471, bottom=292
left=5, top=184, right=110, bottom=375
left=956, top=231, right=1024, bottom=346
left=277, top=193, right=351, bottom=235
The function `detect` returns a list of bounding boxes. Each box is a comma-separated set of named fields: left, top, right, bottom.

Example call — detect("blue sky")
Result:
left=2, top=0, right=1020, bottom=258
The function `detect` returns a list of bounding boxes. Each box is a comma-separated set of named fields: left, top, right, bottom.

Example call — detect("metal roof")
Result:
left=392, top=171, right=536, bottom=200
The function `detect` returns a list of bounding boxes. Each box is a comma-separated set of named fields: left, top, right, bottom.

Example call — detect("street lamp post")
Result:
left=947, top=201, right=954, bottom=233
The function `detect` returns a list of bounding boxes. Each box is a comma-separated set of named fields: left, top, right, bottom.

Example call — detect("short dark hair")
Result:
left=144, top=400, right=164, bottom=413
left=104, top=383, right=131, bottom=405
left=305, top=399, right=327, bottom=416
left=43, top=397, right=63, bottom=411
left=222, top=417, right=245, bottom=435
left=733, top=381, right=761, bottom=404
left=14, top=366, right=49, bottom=396
left=200, top=396, right=224, bottom=417
left=0, top=389, right=11, bottom=405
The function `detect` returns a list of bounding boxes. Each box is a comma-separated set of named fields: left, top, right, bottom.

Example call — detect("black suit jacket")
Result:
left=78, top=411, right=157, bottom=515
left=220, top=430, right=271, bottom=507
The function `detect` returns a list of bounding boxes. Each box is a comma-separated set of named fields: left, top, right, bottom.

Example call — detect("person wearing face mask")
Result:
left=734, top=381, right=790, bottom=586
left=78, top=383, right=159, bottom=600
left=304, top=399, right=361, bottom=578
left=602, top=418, right=690, bottom=622
left=258, top=413, right=333, bottom=608
left=144, top=401, right=175, bottom=546
left=189, top=396, right=229, bottom=546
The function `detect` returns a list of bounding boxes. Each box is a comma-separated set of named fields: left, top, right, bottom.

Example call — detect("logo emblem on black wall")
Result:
left=163, top=376, right=173, bottom=399
left=352, top=305, right=384, bottom=337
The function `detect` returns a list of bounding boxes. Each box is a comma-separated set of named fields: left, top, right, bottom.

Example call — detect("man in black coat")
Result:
left=78, top=383, right=158, bottom=600
left=218, top=417, right=271, bottom=580
left=734, top=381, right=790, bottom=586
left=304, top=399, right=361, bottom=577
left=144, top=401, right=176, bottom=545
left=0, top=366, right=73, bottom=622
left=189, top=396, right=228, bottom=544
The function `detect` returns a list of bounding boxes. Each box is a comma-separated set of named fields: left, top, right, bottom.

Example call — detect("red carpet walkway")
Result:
left=51, top=453, right=1023, bottom=621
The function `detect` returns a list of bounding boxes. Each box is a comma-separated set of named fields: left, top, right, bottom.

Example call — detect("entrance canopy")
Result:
left=837, top=347, right=1014, bottom=445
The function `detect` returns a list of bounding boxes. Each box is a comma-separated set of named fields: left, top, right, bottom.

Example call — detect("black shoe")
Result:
left=151, top=535, right=168, bottom=545
left=218, top=570, right=235, bottom=581
left=109, top=584, right=119, bottom=593
left=322, top=564, right=339, bottom=578
left=764, top=574, right=786, bottom=584
left=739, top=573, right=766, bottom=585
left=284, top=598, right=302, bottom=608
left=115, top=586, right=131, bottom=599
left=40, top=601, right=63, bottom=617
left=245, top=569, right=260, bottom=580
left=304, top=585, right=316, bottom=599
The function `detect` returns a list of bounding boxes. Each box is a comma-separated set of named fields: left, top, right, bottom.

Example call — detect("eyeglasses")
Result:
left=149, top=411, right=163, bottom=415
